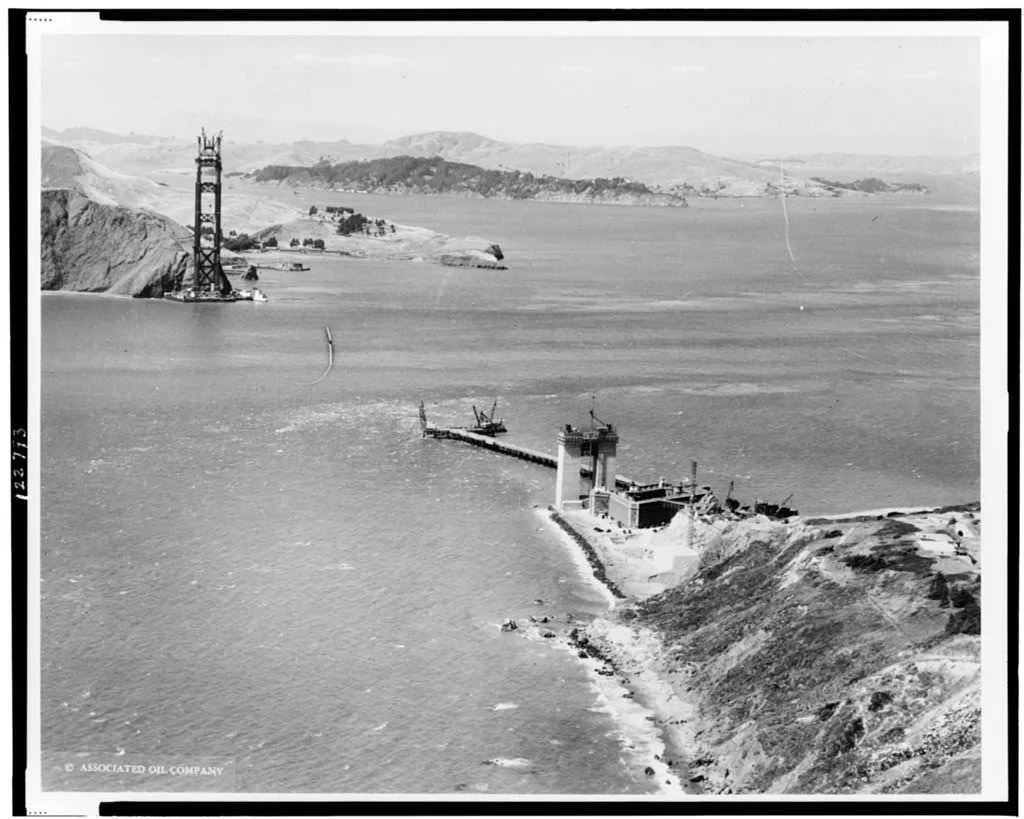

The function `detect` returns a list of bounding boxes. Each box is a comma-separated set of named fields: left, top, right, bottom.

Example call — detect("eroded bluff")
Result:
left=41, top=189, right=192, bottom=297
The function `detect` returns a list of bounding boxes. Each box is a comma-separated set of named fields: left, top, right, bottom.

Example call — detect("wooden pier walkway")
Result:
left=423, top=426, right=632, bottom=488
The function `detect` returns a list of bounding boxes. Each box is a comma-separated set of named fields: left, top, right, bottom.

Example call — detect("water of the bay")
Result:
left=39, top=188, right=979, bottom=794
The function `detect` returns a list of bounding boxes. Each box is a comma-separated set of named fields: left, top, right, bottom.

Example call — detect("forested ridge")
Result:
left=250, top=155, right=677, bottom=201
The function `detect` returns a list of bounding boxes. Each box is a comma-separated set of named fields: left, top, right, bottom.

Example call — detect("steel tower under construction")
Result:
left=192, top=128, right=231, bottom=295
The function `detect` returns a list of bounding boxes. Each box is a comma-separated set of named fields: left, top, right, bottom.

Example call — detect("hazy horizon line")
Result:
left=40, top=122, right=982, bottom=161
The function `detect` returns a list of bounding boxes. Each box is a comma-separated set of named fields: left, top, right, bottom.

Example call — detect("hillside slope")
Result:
left=43, top=130, right=370, bottom=177
left=42, top=142, right=304, bottom=234
left=42, top=144, right=168, bottom=210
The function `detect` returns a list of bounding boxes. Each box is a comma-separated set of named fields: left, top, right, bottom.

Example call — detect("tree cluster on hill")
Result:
left=251, top=155, right=660, bottom=200
left=222, top=232, right=281, bottom=251
left=223, top=233, right=260, bottom=252
left=336, top=212, right=371, bottom=236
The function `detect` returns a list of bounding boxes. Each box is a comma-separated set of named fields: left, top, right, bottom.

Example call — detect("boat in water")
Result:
left=260, top=261, right=310, bottom=272
left=230, top=288, right=269, bottom=302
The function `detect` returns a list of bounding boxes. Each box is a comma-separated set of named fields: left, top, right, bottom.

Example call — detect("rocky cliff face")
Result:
left=41, top=189, right=193, bottom=297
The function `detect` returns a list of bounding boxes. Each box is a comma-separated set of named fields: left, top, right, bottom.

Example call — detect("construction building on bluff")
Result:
left=422, top=402, right=717, bottom=529
left=555, top=417, right=714, bottom=528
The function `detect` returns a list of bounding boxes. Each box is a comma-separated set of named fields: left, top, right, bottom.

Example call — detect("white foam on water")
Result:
left=484, top=757, right=532, bottom=768
left=273, top=399, right=422, bottom=436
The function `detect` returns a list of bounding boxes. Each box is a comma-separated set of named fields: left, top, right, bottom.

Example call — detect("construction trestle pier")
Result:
left=418, top=403, right=729, bottom=532
left=420, top=403, right=797, bottom=527
left=421, top=424, right=636, bottom=488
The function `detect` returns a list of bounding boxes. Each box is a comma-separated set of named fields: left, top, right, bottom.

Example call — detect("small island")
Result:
left=810, top=176, right=929, bottom=195
left=233, top=202, right=508, bottom=270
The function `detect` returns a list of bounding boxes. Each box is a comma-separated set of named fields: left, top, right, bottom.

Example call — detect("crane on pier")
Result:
left=470, top=399, right=507, bottom=436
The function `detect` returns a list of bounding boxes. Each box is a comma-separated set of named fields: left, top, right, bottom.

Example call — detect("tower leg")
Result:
left=597, top=445, right=617, bottom=490
left=556, top=441, right=583, bottom=509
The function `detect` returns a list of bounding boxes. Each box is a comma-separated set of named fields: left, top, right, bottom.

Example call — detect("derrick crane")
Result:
left=470, top=399, right=507, bottom=436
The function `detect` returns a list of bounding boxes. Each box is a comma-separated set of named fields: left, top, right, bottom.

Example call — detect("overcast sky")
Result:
left=39, top=34, right=980, bottom=156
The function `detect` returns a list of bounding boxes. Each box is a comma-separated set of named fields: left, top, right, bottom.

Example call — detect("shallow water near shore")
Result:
left=40, top=190, right=978, bottom=793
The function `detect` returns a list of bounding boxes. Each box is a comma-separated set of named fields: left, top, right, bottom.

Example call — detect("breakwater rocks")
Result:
left=548, top=508, right=626, bottom=599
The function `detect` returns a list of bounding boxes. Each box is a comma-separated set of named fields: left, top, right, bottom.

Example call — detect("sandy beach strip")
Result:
left=535, top=507, right=702, bottom=794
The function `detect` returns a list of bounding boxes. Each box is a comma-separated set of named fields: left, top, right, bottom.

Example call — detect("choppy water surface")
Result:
left=40, top=191, right=979, bottom=793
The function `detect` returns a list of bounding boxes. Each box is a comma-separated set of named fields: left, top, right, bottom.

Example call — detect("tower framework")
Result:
left=192, top=129, right=231, bottom=295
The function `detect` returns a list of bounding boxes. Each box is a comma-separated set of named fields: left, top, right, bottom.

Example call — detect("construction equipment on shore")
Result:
left=754, top=493, right=798, bottom=519
left=724, top=480, right=741, bottom=513
left=588, top=395, right=614, bottom=433
left=471, top=400, right=507, bottom=436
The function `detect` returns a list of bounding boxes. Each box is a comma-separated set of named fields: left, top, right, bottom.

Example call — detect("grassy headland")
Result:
left=536, top=503, right=982, bottom=795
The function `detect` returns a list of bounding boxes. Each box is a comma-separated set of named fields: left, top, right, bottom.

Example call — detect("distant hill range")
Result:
left=250, top=155, right=689, bottom=207
left=43, top=125, right=168, bottom=145
left=42, top=143, right=169, bottom=209
left=809, top=177, right=929, bottom=195
left=43, top=126, right=974, bottom=200
left=750, top=153, right=979, bottom=176
left=377, top=132, right=830, bottom=197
